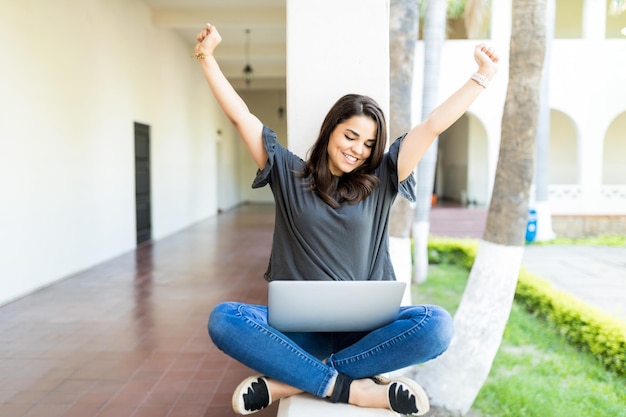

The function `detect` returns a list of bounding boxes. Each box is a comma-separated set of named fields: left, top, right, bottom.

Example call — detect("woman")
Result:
left=195, top=23, right=499, bottom=416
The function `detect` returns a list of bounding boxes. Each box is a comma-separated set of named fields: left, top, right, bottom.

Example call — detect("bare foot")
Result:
left=348, top=378, right=389, bottom=408
left=350, top=377, right=430, bottom=416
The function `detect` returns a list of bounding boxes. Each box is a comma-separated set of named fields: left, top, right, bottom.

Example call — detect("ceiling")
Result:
left=142, top=0, right=287, bottom=90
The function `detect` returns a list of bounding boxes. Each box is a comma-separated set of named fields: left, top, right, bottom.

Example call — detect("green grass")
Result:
left=528, top=234, right=626, bottom=246
left=413, top=264, right=626, bottom=417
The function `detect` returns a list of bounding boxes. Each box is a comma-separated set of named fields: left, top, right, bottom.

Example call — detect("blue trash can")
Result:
left=526, top=209, right=537, bottom=243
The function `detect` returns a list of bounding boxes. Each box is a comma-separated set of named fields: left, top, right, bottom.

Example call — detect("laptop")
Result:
left=267, top=280, right=406, bottom=332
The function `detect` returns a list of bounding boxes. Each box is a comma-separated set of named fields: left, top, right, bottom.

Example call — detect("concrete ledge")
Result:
left=552, top=214, right=626, bottom=237
left=277, top=393, right=400, bottom=417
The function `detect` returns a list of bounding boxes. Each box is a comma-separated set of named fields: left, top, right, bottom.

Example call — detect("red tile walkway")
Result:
left=428, top=204, right=487, bottom=239
left=0, top=204, right=279, bottom=417
left=0, top=203, right=485, bottom=417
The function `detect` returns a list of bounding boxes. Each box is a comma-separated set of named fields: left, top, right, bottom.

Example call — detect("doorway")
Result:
left=134, top=122, right=151, bottom=245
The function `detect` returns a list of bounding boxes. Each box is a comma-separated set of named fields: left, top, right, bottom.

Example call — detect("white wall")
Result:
left=216, top=124, right=242, bottom=212
left=549, top=111, right=578, bottom=184
left=467, top=115, right=490, bottom=206
left=239, top=90, right=288, bottom=203
left=603, top=113, right=626, bottom=184
left=0, top=0, right=233, bottom=305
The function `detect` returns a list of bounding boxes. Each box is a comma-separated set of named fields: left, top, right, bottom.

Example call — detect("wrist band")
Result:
left=471, top=72, right=489, bottom=88
left=192, top=52, right=213, bottom=60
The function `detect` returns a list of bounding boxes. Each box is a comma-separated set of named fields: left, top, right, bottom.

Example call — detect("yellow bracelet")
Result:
left=192, top=52, right=213, bottom=60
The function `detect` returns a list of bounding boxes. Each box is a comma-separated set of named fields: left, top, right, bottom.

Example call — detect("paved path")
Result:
left=521, top=245, right=626, bottom=323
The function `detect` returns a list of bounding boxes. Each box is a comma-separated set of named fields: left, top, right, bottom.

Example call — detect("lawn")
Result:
left=529, top=234, right=626, bottom=247
left=413, top=264, right=626, bottom=417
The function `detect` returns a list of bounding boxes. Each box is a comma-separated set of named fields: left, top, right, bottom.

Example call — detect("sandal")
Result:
left=232, top=375, right=272, bottom=415
left=371, top=375, right=430, bottom=416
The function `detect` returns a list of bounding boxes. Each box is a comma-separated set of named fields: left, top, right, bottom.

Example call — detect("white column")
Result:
left=583, top=0, right=607, bottom=40
left=286, top=0, right=390, bottom=158
left=490, top=0, right=512, bottom=44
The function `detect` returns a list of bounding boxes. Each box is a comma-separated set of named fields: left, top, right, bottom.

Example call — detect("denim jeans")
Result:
left=208, top=302, right=453, bottom=398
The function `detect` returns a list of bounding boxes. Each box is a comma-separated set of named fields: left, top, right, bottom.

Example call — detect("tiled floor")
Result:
left=428, top=203, right=487, bottom=238
left=0, top=204, right=280, bottom=417
left=0, top=203, right=485, bottom=417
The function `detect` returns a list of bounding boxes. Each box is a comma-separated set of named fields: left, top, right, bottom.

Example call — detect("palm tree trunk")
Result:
left=534, top=0, right=556, bottom=241
left=388, top=0, right=419, bottom=306
left=409, top=0, right=547, bottom=414
left=413, top=0, right=447, bottom=285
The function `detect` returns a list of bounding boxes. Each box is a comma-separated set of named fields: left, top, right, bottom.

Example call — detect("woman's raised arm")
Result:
left=396, top=44, right=500, bottom=182
left=195, top=24, right=267, bottom=170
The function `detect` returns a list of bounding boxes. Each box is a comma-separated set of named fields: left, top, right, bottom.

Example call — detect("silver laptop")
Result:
left=267, top=280, right=406, bottom=332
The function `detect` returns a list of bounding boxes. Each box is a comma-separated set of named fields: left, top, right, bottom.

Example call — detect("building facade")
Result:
left=422, top=0, right=626, bottom=237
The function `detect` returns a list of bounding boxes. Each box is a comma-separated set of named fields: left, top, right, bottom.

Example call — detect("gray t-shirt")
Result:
left=252, top=126, right=416, bottom=282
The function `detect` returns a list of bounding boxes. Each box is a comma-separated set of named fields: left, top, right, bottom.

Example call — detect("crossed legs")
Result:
left=209, top=302, right=453, bottom=415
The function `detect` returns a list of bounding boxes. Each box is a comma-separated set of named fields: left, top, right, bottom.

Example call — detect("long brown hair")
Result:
left=301, top=94, right=387, bottom=208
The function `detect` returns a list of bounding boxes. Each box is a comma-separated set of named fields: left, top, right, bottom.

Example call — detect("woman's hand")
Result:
left=195, top=23, right=222, bottom=56
left=474, top=43, right=500, bottom=79
left=193, top=23, right=266, bottom=169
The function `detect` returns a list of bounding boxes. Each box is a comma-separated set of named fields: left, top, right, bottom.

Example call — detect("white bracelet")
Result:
left=471, top=73, right=489, bottom=88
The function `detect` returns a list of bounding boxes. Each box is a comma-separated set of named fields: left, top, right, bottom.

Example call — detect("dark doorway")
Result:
left=134, top=122, right=152, bottom=245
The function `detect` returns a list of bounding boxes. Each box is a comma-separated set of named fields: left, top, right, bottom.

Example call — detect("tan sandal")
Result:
left=232, top=375, right=272, bottom=415
left=370, top=375, right=430, bottom=416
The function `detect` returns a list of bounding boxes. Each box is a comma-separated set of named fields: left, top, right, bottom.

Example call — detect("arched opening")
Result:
left=603, top=112, right=626, bottom=184
left=549, top=110, right=579, bottom=185
left=436, top=113, right=489, bottom=206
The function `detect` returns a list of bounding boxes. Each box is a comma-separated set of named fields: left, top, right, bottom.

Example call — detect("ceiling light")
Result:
left=243, top=29, right=253, bottom=86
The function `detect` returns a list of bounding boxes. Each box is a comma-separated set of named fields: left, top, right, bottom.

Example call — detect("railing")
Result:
left=548, top=185, right=626, bottom=215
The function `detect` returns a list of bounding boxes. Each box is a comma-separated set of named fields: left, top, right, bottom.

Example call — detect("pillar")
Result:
left=582, top=0, right=607, bottom=40
left=286, top=0, right=390, bottom=158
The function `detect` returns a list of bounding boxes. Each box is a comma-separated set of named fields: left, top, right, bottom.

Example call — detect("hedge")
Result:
left=427, top=237, right=626, bottom=377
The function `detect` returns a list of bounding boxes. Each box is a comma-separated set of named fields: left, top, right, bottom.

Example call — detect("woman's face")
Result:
left=327, top=115, right=377, bottom=176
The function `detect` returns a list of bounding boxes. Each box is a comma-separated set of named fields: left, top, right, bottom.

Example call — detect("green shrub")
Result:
left=428, top=236, right=626, bottom=377
left=516, top=269, right=626, bottom=376
left=427, top=237, right=477, bottom=270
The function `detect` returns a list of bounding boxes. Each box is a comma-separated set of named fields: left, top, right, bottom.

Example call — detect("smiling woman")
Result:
left=327, top=117, right=377, bottom=176
left=194, top=22, right=498, bottom=417
left=298, top=94, right=387, bottom=208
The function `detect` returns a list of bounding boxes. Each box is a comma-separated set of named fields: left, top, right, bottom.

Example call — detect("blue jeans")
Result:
left=208, top=302, right=453, bottom=398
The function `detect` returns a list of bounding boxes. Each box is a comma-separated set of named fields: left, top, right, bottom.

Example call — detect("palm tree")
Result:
left=389, top=0, right=453, bottom=291
left=533, top=0, right=556, bottom=242
left=388, top=0, right=419, bottom=305
left=610, top=0, right=626, bottom=13
left=409, top=0, right=547, bottom=414
left=412, top=0, right=487, bottom=284
left=412, top=0, right=448, bottom=285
